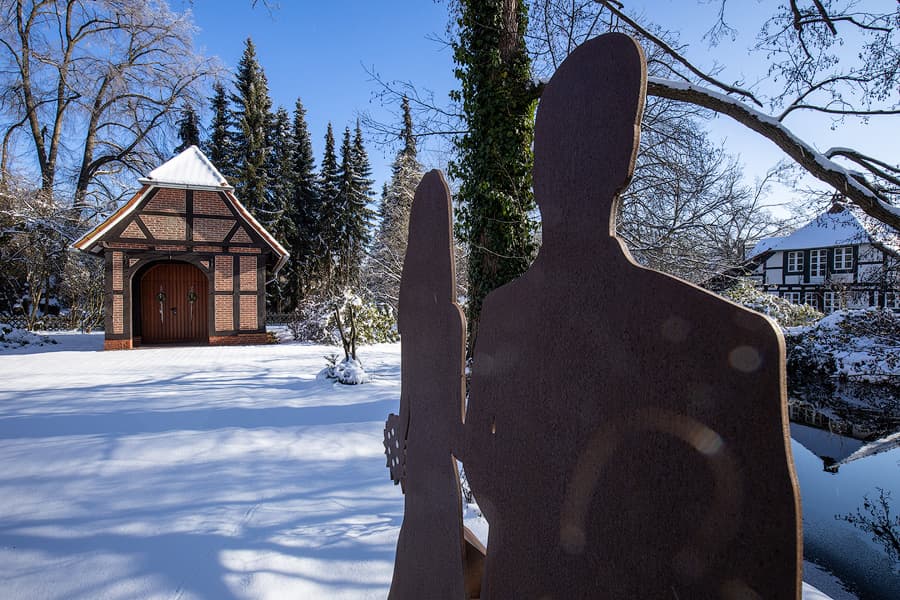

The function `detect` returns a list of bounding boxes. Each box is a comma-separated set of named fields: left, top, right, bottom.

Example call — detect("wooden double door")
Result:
left=140, top=263, right=208, bottom=344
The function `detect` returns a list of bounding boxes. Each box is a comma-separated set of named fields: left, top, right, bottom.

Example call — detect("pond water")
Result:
left=790, top=421, right=900, bottom=599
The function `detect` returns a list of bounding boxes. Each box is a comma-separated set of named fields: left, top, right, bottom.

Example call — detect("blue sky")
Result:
left=185, top=0, right=456, bottom=189
left=183, top=0, right=897, bottom=211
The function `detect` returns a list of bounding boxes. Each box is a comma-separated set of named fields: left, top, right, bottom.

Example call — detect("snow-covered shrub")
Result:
left=288, top=290, right=398, bottom=345
left=787, top=308, right=900, bottom=418
left=323, top=353, right=371, bottom=385
left=788, top=308, right=900, bottom=385
left=0, top=322, right=56, bottom=349
left=720, top=278, right=823, bottom=328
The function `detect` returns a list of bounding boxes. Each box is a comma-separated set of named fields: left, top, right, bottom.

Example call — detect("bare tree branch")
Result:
left=647, top=77, right=900, bottom=231
left=593, top=0, right=764, bottom=106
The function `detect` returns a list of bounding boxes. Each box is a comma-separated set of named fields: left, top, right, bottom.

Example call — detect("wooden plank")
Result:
left=139, top=263, right=208, bottom=344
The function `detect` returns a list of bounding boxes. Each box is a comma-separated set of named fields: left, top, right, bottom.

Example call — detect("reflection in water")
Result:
left=790, top=404, right=900, bottom=600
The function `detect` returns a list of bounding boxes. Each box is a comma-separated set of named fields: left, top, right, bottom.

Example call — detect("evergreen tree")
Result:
left=205, top=82, right=236, bottom=180
left=450, top=0, right=539, bottom=352
left=369, top=97, right=422, bottom=309
left=284, top=98, right=320, bottom=307
left=335, top=126, right=357, bottom=289
left=264, top=106, right=295, bottom=312
left=318, top=123, right=341, bottom=291
left=347, top=121, right=375, bottom=284
left=231, top=37, right=273, bottom=218
left=174, top=105, right=200, bottom=154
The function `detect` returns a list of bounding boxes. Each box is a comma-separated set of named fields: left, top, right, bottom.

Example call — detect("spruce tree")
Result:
left=335, top=126, right=357, bottom=289
left=285, top=98, right=320, bottom=306
left=318, top=123, right=341, bottom=291
left=231, top=37, right=273, bottom=218
left=450, top=0, right=539, bottom=352
left=348, top=121, right=375, bottom=284
left=174, top=105, right=201, bottom=154
left=370, top=97, right=422, bottom=309
left=264, top=106, right=295, bottom=312
left=205, top=82, right=236, bottom=180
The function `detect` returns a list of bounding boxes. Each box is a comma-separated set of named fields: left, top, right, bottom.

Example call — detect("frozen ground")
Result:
left=0, top=332, right=837, bottom=599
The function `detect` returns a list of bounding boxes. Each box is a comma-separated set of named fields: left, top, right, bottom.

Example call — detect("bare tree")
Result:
left=0, top=177, right=78, bottom=327
left=582, top=0, right=900, bottom=230
left=0, top=0, right=218, bottom=212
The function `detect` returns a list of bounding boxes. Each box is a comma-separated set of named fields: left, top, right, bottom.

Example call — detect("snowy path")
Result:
left=0, top=335, right=402, bottom=599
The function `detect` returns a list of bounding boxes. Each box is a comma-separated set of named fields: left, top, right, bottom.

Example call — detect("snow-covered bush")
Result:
left=788, top=308, right=900, bottom=385
left=323, top=353, right=371, bottom=385
left=0, top=322, right=56, bottom=349
left=787, top=308, right=900, bottom=419
left=288, top=290, right=398, bottom=345
left=720, top=278, right=823, bottom=328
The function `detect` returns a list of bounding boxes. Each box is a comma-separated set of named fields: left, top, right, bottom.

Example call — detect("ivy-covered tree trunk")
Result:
left=450, top=0, right=539, bottom=353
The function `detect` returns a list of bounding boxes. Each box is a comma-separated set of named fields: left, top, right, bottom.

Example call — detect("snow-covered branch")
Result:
left=646, top=77, right=900, bottom=231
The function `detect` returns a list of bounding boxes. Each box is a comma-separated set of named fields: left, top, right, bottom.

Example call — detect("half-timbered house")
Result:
left=740, top=203, right=899, bottom=312
left=74, top=146, right=289, bottom=350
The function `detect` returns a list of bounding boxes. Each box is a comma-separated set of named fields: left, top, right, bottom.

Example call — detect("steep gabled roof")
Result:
left=748, top=236, right=782, bottom=258
left=73, top=147, right=289, bottom=274
left=748, top=203, right=900, bottom=259
left=139, top=145, right=233, bottom=190
left=768, top=204, right=870, bottom=252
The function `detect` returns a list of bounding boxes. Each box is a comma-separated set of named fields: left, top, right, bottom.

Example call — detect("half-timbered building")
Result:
left=740, top=203, right=899, bottom=312
left=74, top=146, right=288, bottom=350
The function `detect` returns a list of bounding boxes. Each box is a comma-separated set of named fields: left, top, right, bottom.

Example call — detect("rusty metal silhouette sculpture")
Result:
left=385, top=171, right=470, bottom=599
left=387, top=32, right=801, bottom=600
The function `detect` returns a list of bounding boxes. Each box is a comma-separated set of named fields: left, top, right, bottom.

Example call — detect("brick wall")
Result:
left=194, top=191, right=232, bottom=216
left=239, top=256, right=257, bottom=291
left=121, top=221, right=146, bottom=239
left=230, top=227, right=252, bottom=243
left=112, top=252, right=123, bottom=291
left=145, top=188, right=186, bottom=212
left=140, top=215, right=186, bottom=240
left=112, top=294, right=124, bottom=334
left=209, top=333, right=267, bottom=346
left=215, top=295, right=233, bottom=331
left=193, top=218, right=235, bottom=242
left=215, top=255, right=233, bottom=291
left=239, top=295, right=258, bottom=330
left=104, top=338, right=133, bottom=351
left=107, top=241, right=151, bottom=250
left=229, top=247, right=261, bottom=254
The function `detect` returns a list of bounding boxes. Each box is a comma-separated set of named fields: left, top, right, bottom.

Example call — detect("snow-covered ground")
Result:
left=0, top=333, right=403, bottom=599
left=0, top=332, right=842, bottom=598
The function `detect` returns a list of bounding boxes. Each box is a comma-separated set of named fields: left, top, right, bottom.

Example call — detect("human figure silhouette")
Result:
left=387, top=170, right=468, bottom=599
left=462, top=33, right=801, bottom=599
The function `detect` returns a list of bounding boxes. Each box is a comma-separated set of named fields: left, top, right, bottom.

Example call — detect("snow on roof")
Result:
left=138, top=145, right=232, bottom=190
left=748, top=236, right=783, bottom=257
left=763, top=205, right=873, bottom=254
left=745, top=204, right=900, bottom=260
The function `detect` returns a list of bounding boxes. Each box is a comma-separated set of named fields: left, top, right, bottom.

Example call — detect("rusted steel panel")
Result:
left=386, top=171, right=469, bottom=599
left=387, top=33, right=801, bottom=600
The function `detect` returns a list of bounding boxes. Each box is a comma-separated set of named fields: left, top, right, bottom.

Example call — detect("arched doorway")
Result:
left=139, top=262, right=208, bottom=344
